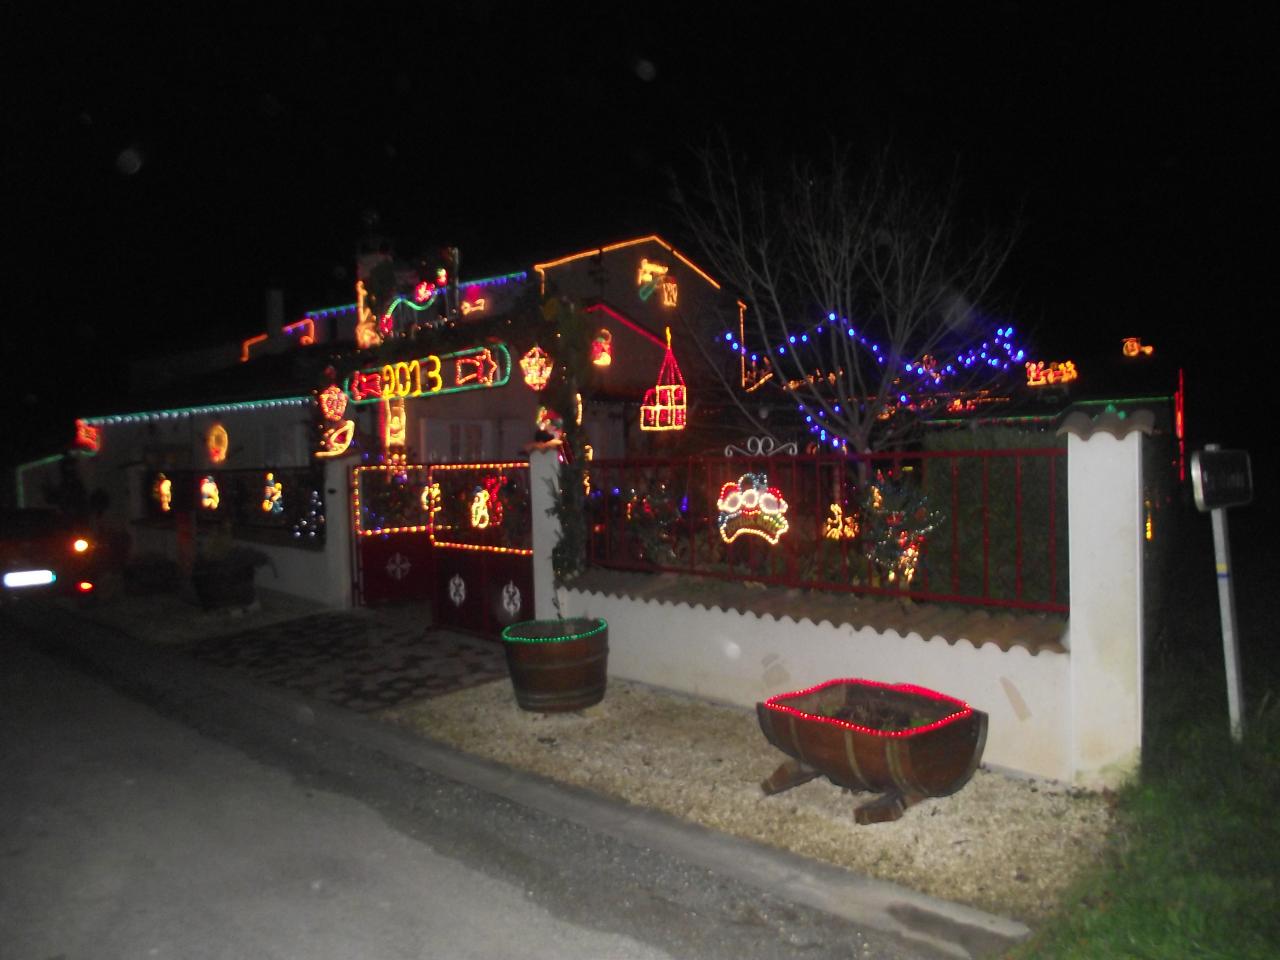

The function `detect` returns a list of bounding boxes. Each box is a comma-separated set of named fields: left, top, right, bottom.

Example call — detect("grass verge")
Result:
left=1008, top=651, right=1279, bottom=959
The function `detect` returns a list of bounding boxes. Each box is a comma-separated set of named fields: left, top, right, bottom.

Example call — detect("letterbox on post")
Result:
left=1190, top=445, right=1252, bottom=741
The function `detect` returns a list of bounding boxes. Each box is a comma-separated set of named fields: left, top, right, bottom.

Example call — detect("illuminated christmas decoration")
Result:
left=520, top=346, right=553, bottom=390
left=861, top=473, right=942, bottom=586
left=381, top=396, right=407, bottom=454
left=74, top=419, right=100, bottom=453
left=1025, top=360, right=1078, bottom=387
left=261, top=472, right=283, bottom=513
left=318, top=385, right=348, bottom=421
left=240, top=333, right=268, bottom=362
left=640, top=328, right=687, bottom=431
left=315, top=420, right=355, bottom=458
left=154, top=474, right=172, bottom=513
left=1122, top=337, right=1154, bottom=357
left=291, top=489, right=326, bottom=539
left=636, top=258, right=671, bottom=302
left=426, top=462, right=534, bottom=555
left=460, top=298, right=487, bottom=315
left=344, top=344, right=511, bottom=404
left=716, top=473, right=790, bottom=545
left=535, top=406, right=564, bottom=441
left=660, top=276, right=678, bottom=307
left=355, top=280, right=384, bottom=349
left=455, top=347, right=499, bottom=386
left=823, top=503, right=859, bottom=541
left=420, top=481, right=441, bottom=516
left=200, top=476, right=220, bottom=510
left=762, top=678, right=974, bottom=740
left=590, top=328, right=613, bottom=366
left=283, top=318, right=315, bottom=345
left=469, top=476, right=507, bottom=530
left=352, top=464, right=433, bottom=537
left=206, top=423, right=229, bottom=463
left=575, top=393, right=583, bottom=426
left=414, top=281, right=434, bottom=303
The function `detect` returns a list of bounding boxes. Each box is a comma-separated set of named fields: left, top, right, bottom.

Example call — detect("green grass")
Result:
left=1008, top=661, right=1280, bottom=958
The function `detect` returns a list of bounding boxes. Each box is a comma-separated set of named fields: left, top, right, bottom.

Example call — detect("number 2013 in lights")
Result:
left=345, top=345, right=509, bottom=404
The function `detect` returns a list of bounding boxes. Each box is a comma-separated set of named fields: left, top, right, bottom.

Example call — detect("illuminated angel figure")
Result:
left=716, top=473, right=790, bottom=545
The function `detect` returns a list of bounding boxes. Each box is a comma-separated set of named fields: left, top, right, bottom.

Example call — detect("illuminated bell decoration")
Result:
left=640, top=328, right=686, bottom=431
left=1122, top=337, right=1154, bottom=357
left=520, top=346, right=553, bottom=390
left=716, top=473, right=790, bottom=545
left=206, top=423, right=229, bottom=464
left=262, top=472, right=283, bottom=514
left=590, top=328, right=613, bottom=366
left=200, top=476, right=220, bottom=510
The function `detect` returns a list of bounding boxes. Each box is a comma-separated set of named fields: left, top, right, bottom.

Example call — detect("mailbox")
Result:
left=1190, top=448, right=1253, bottom=512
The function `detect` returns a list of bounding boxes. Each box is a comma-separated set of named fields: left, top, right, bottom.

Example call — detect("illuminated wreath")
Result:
left=716, top=473, right=790, bottom=545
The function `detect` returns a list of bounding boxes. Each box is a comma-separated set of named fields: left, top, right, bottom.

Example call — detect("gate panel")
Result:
left=353, top=464, right=434, bottom=606
left=428, top=461, right=533, bottom=638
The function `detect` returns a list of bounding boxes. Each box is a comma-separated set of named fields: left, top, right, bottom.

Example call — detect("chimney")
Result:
left=265, top=288, right=285, bottom=338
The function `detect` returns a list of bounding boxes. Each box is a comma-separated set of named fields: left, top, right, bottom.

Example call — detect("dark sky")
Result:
left=5, top=2, right=1274, bottom=462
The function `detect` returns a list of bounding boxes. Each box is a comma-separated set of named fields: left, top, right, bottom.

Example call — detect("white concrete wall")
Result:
left=1063, top=426, right=1146, bottom=788
left=560, top=588, right=1071, bottom=781
left=531, top=427, right=1150, bottom=788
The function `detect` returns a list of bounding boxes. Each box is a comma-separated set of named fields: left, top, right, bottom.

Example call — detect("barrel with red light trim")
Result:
left=756, top=678, right=987, bottom=801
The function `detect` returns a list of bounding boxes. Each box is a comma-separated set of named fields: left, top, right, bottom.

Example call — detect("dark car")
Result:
left=0, top=508, right=100, bottom=602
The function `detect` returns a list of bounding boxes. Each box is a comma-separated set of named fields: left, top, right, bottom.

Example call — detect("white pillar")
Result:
left=528, top=448, right=562, bottom=620
left=321, top=457, right=354, bottom=609
left=1061, top=412, right=1151, bottom=789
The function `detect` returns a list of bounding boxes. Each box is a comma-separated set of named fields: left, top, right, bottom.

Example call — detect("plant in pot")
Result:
left=191, top=523, right=273, bottom=610
left=502, top=297, right=609, bottom=712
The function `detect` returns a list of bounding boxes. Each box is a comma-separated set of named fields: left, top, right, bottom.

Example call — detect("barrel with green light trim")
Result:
left=500, top=617, right=608, bottom=712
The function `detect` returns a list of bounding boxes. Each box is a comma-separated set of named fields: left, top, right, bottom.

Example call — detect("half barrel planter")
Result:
left=756, top=678, right=988, bottom=824
left=500, top=617, right=609, bottom=713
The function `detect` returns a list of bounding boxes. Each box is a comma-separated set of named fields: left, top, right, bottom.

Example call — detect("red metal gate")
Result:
left=352, top=462, right=533, bottom=638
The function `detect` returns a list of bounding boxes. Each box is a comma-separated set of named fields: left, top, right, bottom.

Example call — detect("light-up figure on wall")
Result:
left=823, top=503, right=859, bottom=541
left=637, top=258, right=676, bottom=305
left=591, top=329, right=613, bottom=366
left=355, top=280, right=384, bottom=349
left=716, top=473, right=790, bottom=545
left=200, top=476, right=220, bottom=510
left=154, top=474, right=172, bottom=513
left=74, top=419, right=100, bottom=453
left=262, top=473, right=283, bottom=514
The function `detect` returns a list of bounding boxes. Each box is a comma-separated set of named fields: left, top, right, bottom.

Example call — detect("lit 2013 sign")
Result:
left=344, top=344, right=511, bottom=404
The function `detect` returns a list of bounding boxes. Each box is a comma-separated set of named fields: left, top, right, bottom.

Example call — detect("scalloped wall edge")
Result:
left=1056, top=408, right=1155, bottom=439
left=564, top=585, right=1067, bottom=657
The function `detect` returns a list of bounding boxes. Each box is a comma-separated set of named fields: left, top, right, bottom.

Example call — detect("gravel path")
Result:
left=383, top=678, right=1114, bottom=924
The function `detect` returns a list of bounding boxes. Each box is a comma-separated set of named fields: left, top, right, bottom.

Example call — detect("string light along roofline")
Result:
left=533, top=235, right=723, bottom=294
left=82, top=396, right=312, bottom=427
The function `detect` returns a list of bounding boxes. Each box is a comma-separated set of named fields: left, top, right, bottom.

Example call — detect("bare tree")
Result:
left=675, top=143, right=1022, bottom=454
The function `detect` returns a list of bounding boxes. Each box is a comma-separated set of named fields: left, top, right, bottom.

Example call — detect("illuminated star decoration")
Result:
left=716, top=473, right=790, bottom=545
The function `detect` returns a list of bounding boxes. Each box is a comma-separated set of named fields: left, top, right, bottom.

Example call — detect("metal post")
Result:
left=1206, top=444, right=1246, bottom=741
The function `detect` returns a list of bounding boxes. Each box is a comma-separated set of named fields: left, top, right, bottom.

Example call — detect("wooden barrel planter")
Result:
left=757, top=678, right=988, bottom=824
left=500, top=617, right=608, bottom=713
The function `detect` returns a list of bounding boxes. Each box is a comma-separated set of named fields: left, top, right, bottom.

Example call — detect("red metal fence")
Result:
left=584, top=449, right=1069, bottom=613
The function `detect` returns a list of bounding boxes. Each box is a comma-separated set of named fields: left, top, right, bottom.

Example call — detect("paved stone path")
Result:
left=191, top=612, right=509, bottom=712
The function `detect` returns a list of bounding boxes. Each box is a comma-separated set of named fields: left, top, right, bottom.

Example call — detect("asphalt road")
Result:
left=0, top=613, right=948, bottom=960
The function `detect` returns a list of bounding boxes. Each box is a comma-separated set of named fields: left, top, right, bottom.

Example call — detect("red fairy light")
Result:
left=640, top=328, right=686, bottom=431
left=763, top=678, right=973, bottom=739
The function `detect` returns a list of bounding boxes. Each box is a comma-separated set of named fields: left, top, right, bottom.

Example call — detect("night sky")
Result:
left=6, top=3, right=1274, bottom=468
